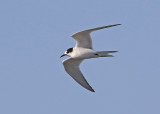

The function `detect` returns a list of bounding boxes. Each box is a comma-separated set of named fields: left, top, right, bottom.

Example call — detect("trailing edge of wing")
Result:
left=63, top=58, right=95, bottom=92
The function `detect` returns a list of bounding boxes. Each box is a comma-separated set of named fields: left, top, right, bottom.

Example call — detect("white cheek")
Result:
left=67, top=53, right=72, bottom=57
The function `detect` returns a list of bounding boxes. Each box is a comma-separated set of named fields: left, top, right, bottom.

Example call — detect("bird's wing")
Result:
left=71, top=24, right=121, bottom=49
left=62, top=58, right=95, bottom=92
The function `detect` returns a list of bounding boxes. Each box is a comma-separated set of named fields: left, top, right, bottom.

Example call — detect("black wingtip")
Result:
left=89, top=88, right=95, bottom=92
left=114, top=24, right=121, bottom=26
left=92, top=90, right=95, bottom=92
left=107, top=24, right=121, bottom=28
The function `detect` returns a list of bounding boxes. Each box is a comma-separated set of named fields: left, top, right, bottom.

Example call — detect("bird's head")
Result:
left=60, top=48, right=73, bottom=58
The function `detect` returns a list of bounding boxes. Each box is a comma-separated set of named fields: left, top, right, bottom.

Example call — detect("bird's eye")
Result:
left=66, top=48, right=73, bottom=53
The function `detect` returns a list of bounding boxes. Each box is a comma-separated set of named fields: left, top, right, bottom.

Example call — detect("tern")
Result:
left=61, top=24, right=121, bottom=92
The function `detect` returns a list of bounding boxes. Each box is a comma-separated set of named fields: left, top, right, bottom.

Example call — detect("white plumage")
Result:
left=61, top=24, right=121, bottom=92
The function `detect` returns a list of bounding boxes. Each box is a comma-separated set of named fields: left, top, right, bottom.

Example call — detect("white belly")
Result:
left=71, top=48, right=98, bottom=59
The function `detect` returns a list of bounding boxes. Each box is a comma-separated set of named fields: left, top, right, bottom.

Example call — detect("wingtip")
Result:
left=91, top=89, right=95, bottom=92
left=88, top=87, right=95, bottom=92
left=84, top=85, right=95, bottom=92
left=114, top=24, right=121, bottom=26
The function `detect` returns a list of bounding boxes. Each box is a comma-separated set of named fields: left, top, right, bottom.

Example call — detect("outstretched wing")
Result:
left=62, top=58, right=95, bottom=92
left=71, top=24, right=121, bottom=49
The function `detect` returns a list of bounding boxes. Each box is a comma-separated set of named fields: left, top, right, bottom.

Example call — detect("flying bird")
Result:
left=61, top=24, right=121, bottom=92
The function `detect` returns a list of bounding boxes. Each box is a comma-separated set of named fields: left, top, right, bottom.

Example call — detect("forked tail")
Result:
left=97, top=51, right=118, bottom=57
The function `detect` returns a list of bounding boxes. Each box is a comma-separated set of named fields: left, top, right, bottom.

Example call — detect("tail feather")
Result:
left=97, top=51, right=118, bottom=57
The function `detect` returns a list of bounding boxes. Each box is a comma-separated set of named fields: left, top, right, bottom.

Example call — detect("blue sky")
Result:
left=0, top=0, right=160, bottom=114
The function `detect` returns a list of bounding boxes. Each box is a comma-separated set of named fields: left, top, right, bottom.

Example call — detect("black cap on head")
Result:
left=66, top=48, right=73, bottom=54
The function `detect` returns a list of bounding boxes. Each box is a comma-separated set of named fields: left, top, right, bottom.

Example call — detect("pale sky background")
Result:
left=0, top=0, right=160, bottom=114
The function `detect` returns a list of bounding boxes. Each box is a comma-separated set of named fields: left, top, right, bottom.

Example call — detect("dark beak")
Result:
left=60, top=54, right=66, bottom=58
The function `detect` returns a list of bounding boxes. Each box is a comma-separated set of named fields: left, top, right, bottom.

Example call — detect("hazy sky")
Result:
left=0, top=0, right=160, bottom=114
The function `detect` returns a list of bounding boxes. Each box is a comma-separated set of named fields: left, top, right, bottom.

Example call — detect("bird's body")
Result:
left=70, top=47, right=98, bottom=59
left=61, top=24, right=121, bottom=92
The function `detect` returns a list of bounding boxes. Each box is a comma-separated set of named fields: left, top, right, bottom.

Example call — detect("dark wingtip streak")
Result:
left=88, top=86, right=95, bottom=92
left=115, top=24, right=121, bottom=26
left=111, top=24, right=121, bottom=27
left=91, top=89, right=95, bottom=92
left=86, top=88, right=95, bottom=92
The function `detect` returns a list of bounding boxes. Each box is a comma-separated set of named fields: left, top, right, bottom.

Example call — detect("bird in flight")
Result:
left=61, top=24, right=121, bottom=92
